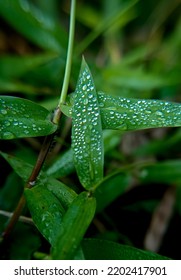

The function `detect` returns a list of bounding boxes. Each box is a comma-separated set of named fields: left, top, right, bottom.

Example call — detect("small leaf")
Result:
left=0, top=96, right=57, bottom=139
left=82, top=238, right=170, bottom=260
left=62, top=91, right=181, bottom=131
left=46, top=178, right=77, bottom=210
left=25, top=185, right=65, bottom=245
left=60, top=94, right=73, bottom=117
left=52, top=192, right=96, bottom=260
left=72, top=58, right=104, bottom=190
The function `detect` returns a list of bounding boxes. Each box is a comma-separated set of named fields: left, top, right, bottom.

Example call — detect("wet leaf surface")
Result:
left=71, top=59, right=104, bottom=190
left=62, top=91, right=181, bottom=131
left=0, top=96, right=57, bottom=139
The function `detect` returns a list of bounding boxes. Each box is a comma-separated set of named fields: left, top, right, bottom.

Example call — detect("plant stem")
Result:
left=2, top=133, right=55, bottom=239
left=0, top=210, right=33, bottom=225
left=58, top=0, right=76, bottom=106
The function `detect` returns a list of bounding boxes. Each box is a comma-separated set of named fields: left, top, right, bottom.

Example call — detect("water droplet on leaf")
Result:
left=2, top=132, right=15, bottom=139
left=1, top=109, right=7, bottom=115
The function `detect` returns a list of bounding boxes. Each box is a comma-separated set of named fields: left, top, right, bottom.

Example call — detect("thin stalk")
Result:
left=2, top=133, right=55, bottom=239
left=0, top=210, right=33, bottom=225
left=58, top=0, right=76, bottom=106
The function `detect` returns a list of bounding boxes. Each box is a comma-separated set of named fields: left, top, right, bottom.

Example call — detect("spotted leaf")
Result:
left=62, top=92, right=181, bottom=131
left=0, top=96, right=57, bottom=139
left=72, top=58, right=104, bottom=190
left=98, top=92, right=181, bottom=130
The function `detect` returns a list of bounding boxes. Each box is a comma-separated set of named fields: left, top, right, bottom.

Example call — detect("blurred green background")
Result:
left=0, top=0, right=181, bottom=259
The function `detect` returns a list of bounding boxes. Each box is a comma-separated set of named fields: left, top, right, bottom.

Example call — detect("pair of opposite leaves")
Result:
left=1, top=58, right=181, bottom=190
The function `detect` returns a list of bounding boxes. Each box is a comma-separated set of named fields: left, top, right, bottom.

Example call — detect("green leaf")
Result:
left=0, top=0, right=67, bottom=52
left=46, top=178, right=77, bottom=210
left=82, top=238, right=170, bottom=260
left=25, top=185, right=65, bottom=245
left=46, top=149, right=75, bottom=179
left=95, top=172, right=131, bottom=213
left=62, top=91, right=181, bottom=131
left=52, top=192, right=96, bottom=260
left=139, top=160, right=181, bottom=184
left=0, top=152, right=77, bottom=209
left=98, top=92, right=181, bottom=130
left=72, top=59, right=104, bottom=190
left=0, top=96, right=57, bottom=139
left=0, top=152, right=77, bottom=246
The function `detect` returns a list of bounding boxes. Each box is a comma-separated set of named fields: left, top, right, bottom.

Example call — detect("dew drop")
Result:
left=82, top=85, right=87, bottom=91
left=2, top=131, right=15, bottom=139
left=116, top=122, right=128, bottom=131
left=145, top=110, right=152, bottom=114
left=83, top=98, right=88, bottom=105
left=140, top=169, right=148, bottom=178
left=1, top=109, right=7, bottom=115
left=99, top=103, right=104, bottom=108
left=88, top=93, right=93, bottom=99
left=155, top=110, right=164, bottom=117
left=4, top=121, right=11, bottom=126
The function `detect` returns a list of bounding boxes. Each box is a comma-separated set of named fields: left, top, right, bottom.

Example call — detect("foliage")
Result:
left=0, top=0, right=181, bottom=260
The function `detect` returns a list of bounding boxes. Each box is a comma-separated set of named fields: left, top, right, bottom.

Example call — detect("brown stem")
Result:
left=25, top=133, right=55, bottom=188
left=2, top=195, right=26, bottom=239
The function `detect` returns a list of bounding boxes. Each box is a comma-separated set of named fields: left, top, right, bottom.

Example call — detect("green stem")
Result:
left=58, top=0, right=76, bottom=106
